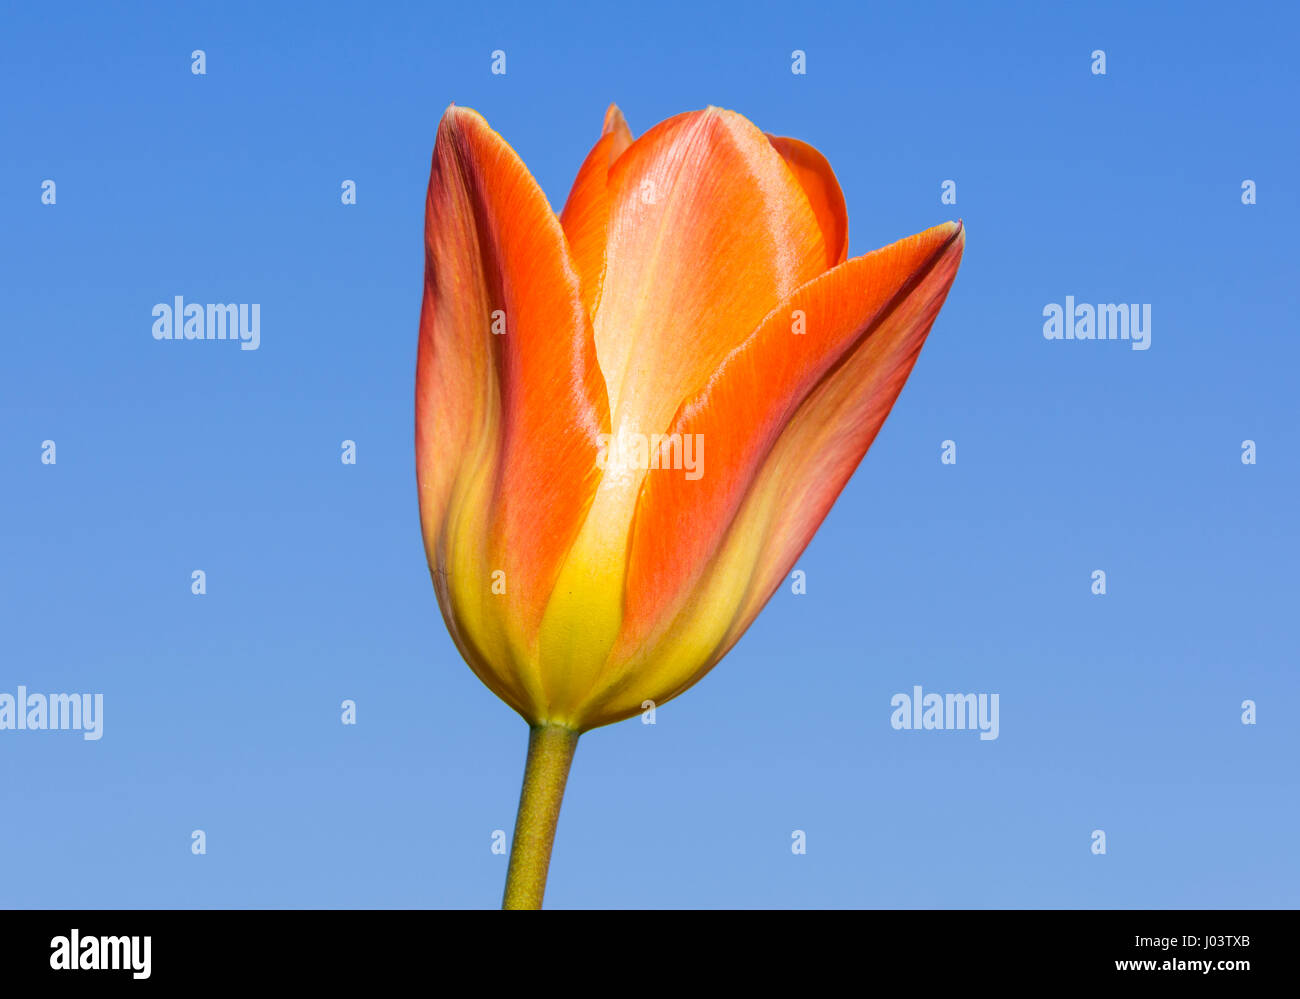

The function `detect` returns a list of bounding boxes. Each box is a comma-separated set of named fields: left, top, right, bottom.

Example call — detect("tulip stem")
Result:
left=502, top=723, right=580, bottom=909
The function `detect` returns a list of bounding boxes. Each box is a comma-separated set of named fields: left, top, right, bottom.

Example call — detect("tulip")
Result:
left=416, top=102, right=964, bottom=908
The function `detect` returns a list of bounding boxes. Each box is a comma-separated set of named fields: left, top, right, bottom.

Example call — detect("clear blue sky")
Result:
left=1, top=0, right=1296, bottom=908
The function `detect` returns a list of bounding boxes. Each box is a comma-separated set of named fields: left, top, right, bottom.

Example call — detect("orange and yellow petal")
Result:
left=573, top=222, right=965, bottom=727
left=767, top=133, right=849, bottom=268
left=416, top=105, right=610, bottom=721
left=560, top=103, right=634, bottom=321
left=593, top=106, right=829, bottom=436
left=534, top=107, right=835, bottom=721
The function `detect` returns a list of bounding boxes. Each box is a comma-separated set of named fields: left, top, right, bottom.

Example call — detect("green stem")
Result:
left=502, top=723, right=580, bottom=909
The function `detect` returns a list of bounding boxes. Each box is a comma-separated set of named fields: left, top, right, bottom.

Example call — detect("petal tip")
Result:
left=442, top=103, right=487, bottom=128
left=602, top=103, right=627, bottom=134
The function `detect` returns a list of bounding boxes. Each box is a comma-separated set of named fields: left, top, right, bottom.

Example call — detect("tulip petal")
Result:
left=593, top=106, right=829, bottom=438
left=560, top=104, right=634, bottom=320
left=416, top=105, right=610, bottom=720
left=767, top=134, right=849, bottom=267
left=576, top=222, right=964, bottom=726
left=530, top=107, right=833, bottom=724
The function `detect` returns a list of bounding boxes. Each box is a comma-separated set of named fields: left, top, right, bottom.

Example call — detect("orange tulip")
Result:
left=416, top=103, right=964, bottom=908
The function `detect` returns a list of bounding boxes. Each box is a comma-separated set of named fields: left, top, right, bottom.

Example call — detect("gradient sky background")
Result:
left=2, top=0, right=1297, bottom=909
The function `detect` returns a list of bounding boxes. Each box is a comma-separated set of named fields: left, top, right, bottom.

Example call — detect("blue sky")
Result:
left=1, top=0, right=1296, bottom=908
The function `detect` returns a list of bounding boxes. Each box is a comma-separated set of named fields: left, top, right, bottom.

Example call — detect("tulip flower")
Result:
left=416, top=102, right=964, bottom=908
